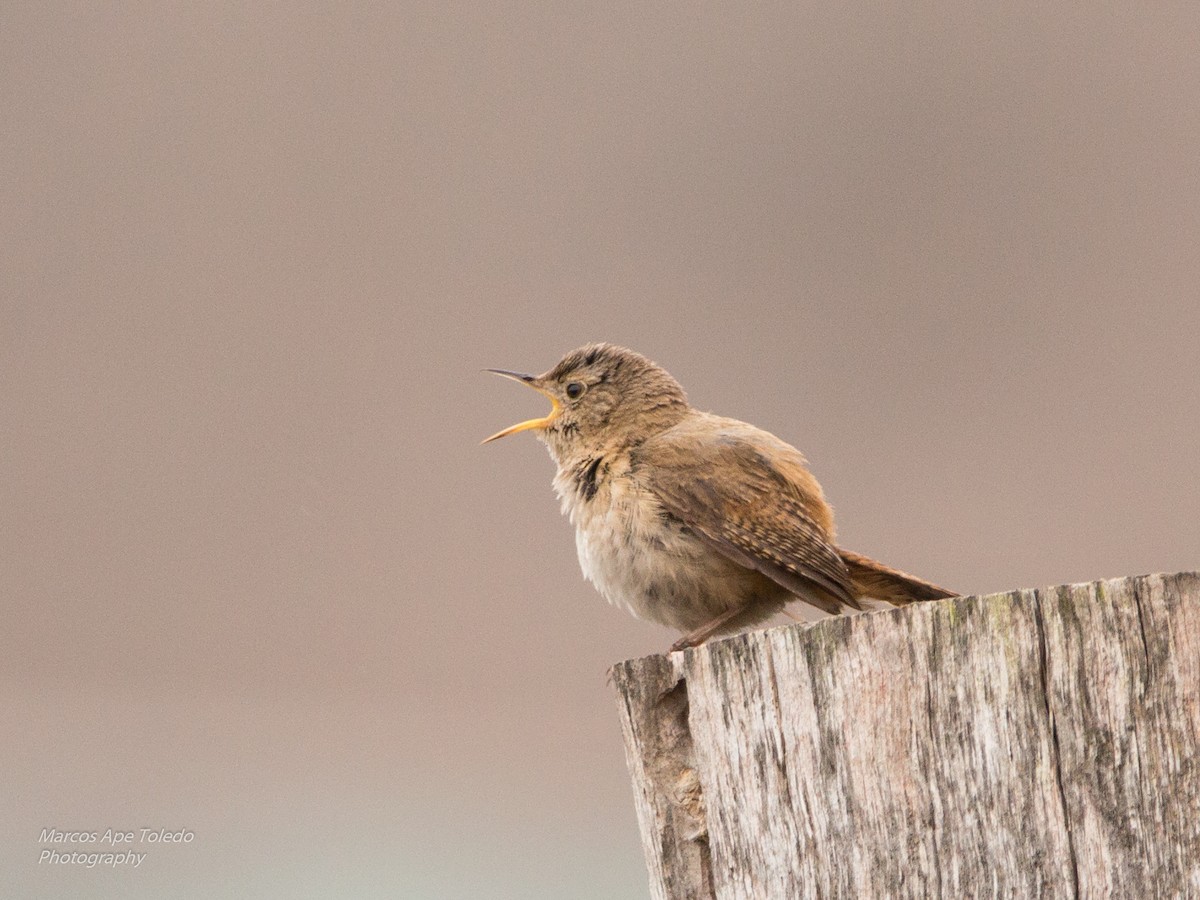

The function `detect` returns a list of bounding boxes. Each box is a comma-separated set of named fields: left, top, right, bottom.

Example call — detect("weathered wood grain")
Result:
left=611, top=652, right=713, bottom=900
left=611, top=572, right=1200, bottom=899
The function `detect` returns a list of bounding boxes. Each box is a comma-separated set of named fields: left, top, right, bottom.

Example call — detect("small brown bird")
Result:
left=484, top=343, right=956, bottom=651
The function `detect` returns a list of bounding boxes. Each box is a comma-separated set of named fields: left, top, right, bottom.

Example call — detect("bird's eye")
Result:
left=565, top=381, right=586, bottom=400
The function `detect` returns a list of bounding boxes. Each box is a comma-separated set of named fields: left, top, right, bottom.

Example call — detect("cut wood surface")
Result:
left=611, top=572, right=1200, bottom=899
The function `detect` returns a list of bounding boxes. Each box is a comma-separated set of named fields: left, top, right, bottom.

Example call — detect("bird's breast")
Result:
left=552, top=455, right=758, bottom=631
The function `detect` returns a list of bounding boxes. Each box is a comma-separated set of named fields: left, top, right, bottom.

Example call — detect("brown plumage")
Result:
left=484, top=343, right=957, bottom=651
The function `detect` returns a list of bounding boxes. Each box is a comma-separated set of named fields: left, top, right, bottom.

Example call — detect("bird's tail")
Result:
left=838, top=549, right=957, bottom=607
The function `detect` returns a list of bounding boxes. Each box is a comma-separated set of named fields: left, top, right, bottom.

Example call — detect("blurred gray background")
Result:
left=3, top=3, right=1198, bottom=897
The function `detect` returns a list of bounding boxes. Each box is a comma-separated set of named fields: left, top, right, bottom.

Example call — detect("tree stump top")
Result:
left=611, top=572, right=1200, bottom=899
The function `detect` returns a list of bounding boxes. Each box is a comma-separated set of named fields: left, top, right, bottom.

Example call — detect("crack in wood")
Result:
left=1033, top=586, right=1082, bottom=899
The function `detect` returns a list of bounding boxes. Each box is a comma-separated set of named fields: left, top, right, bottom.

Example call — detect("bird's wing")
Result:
left=635, top=422, right=859, bottom=612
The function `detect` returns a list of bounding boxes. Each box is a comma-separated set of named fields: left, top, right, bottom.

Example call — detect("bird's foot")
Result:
left=669, top=607, right=747, bottom=653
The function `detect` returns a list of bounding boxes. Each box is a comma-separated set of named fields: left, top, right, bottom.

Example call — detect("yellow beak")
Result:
left=481, top=369, right=561, bottom=443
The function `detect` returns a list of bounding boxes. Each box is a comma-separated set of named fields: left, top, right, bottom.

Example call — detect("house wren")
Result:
left=484, top=343, right=956, bottom=651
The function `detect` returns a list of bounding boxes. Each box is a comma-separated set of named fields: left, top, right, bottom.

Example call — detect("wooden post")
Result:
left=611, top=572, right=1200, bottom=899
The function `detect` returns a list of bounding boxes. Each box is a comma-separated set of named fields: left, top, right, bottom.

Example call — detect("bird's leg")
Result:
left=670, top=607, right=748, bottom=652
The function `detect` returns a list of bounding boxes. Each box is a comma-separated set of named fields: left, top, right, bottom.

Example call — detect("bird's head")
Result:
left=482, top=343, right=689, bottom=461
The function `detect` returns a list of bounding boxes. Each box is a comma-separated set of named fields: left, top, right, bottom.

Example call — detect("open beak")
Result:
left=481, top=369, right=561, bottom=443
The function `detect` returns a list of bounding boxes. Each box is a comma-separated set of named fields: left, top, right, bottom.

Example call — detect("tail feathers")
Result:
left=838, top=549, right=957, bottom=607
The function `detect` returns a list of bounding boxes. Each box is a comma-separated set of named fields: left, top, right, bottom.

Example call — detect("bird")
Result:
left=483, top=343, right=956, bottom=651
